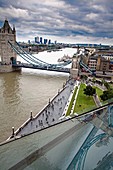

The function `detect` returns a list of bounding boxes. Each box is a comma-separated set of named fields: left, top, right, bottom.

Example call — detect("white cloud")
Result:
left=92, top=5, right=105, bottom=12
left=16, top=0, right=67, bottom=10
left=0, top=0, right=113, bottom=44
left=86, top=13, right=99, bottom=20
left=0, top=6, right=29, bottom=20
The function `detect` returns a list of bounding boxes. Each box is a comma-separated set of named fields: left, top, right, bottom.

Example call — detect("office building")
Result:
left=48, top=39, right=51, bottom=44
left=54, top=40, right=57, bottom=44
left=44, top=39, right=48, bottom=44
left=40, top=37, right=43, bottom=44
left=35, top=36, right=39, bottom=43
left=28, top=40, right=31, bottom=44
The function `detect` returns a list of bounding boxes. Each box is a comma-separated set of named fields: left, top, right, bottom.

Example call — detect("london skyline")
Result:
left=0, top=0, right=113, bottom=45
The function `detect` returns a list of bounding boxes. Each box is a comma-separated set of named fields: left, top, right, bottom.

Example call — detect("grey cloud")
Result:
left=0, top=0, right=113, bottom=44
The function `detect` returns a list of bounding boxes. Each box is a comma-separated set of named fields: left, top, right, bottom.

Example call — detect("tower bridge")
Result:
left=0, top=19, right=95, bottom=79
left=1, top=19, right=113, bottom=80
left=1, top=19, right=113, bottom=81
left=0, top=19, right=74, bottom=74
left=8, top=41, right=71, bottom=73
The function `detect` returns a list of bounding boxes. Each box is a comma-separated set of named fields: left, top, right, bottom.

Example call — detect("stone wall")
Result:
left=0, top=65, right=21, bottom=73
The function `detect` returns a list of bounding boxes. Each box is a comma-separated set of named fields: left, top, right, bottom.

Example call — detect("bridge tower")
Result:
left=0, top=19, right=20, bottom=72
left=70, top=55, right=79, bottom=79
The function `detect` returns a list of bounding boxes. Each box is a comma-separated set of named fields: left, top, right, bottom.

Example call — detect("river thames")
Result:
left=0, top=47, right=76, bottom=143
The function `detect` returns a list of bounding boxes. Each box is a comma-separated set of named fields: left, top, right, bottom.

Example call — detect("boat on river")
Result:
left=57, top=54, right=72, bottom=63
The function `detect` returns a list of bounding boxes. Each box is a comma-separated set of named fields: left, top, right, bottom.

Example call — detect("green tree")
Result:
left=81, top=75, right=88, bottom=80
left=92, top=77, right=96, bottom=84
left=100, top=89, right=113, bottom=101
left=102, top=79, right=110, bottom=90
left=104, top=81, right=110, bottom=90
left=84, top=85, right=96, bottom=96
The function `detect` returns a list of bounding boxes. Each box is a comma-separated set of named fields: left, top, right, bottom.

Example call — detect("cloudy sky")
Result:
left=0, top=0, right=113, bottom=44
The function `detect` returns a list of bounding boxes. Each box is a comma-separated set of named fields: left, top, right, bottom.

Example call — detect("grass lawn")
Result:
left=66, top=87, right=77, bottom=116
left=73, top=83, right=96, bottom=114
left=93, top=86, right=103, bottom=101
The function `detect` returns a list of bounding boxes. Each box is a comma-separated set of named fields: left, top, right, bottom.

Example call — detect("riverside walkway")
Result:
left=9, top=79, right=113, bottom=139
left=10, top=78, right=77, bottom=138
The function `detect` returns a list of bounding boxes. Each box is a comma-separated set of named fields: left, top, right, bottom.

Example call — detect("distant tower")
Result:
left=35, top=36, right=39, bottom=43
left=28, top=40, right=31, bottom=44
left=40, top=37, right=43, bottom=44
left=70, top=55, right=79, bottom=79
left=54, top=40, right=57, bottom=44
left=0, top=19, right=19, bottom=72
left=48, top=39, right=51, bottom=44
left=44, top=39, right=47, bottom=44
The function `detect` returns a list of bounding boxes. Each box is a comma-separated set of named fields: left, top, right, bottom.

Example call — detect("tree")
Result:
left=104, top=81, right=110, bottom=90
left=84, top=85, right=96, bottom=96
left=92, top=77, right=96, bottom=84
left=81, top=75, right=88, bottom=80
left=100, top=89, right=113, bottom=101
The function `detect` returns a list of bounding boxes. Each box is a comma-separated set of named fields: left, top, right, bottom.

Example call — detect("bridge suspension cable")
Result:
left=8, top=41, right=46, bottom=66
left=8, top=41, right=39, bottom=65
left=80, top=61, right=95, bottom=75
left=16, top=41, right=49, bottom=65
left=9, top=41, right=72, bottom=67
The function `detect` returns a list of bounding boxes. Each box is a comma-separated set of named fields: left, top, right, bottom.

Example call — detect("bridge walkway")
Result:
left=8, top=41, right=71, bottom=73
left=12, top=63, right=70, bottom=73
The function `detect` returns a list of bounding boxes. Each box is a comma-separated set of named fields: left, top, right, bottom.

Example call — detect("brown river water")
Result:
left=0, top=69, right=68, bottom=142
left=0, top=48, right=76, bottom=143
